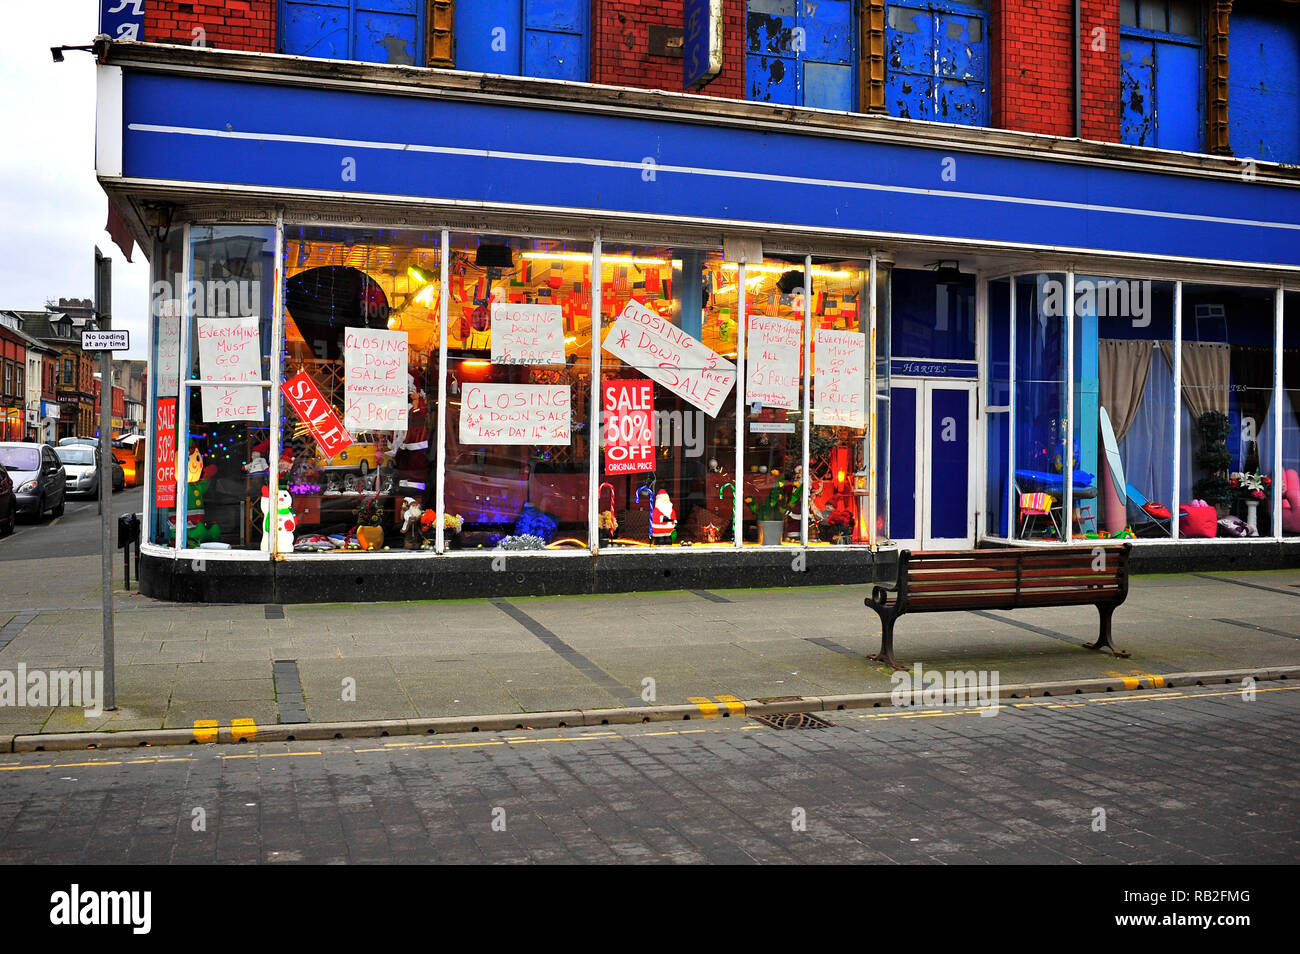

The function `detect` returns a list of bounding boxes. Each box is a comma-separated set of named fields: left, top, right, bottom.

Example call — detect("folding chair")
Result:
left=1125, top=482, right=1173, bottom=537
left=1019, top=491, right=1060, bottom=538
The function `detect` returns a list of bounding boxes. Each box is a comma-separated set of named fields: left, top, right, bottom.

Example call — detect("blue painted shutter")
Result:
left=456, top=0, right=523, bottom=75
left=1229, top=9, right=1300, bottom=165
left=747, top=0, right=854, bottom=109
left=885, top=2, right=988, bottom=126
left=1120, top=38, right=1157, bottom=147
left=280, top=0, right=422, bottom=65
left=523, top=0, right=589, bottom=81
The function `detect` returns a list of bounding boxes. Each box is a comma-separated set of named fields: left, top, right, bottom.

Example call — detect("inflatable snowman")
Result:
left=259, top=486, right=296, bottom=553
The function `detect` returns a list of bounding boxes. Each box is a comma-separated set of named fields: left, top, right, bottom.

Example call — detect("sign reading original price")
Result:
left=603, top=379, right=655, bottom=475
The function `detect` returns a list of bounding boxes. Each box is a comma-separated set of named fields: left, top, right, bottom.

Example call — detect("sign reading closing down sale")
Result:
left=745, top=315, right=801, bottom=410
left=491, top=303, right=565, bottom=365
left=813, top=329, right=866, bottom=428
left=196, top=315, right=263, bottom=423
left=601, top=299, right=736, bottom=417
left=344, top=327, right=408, bottom=430
left=460, top=384, right=571, bottom=445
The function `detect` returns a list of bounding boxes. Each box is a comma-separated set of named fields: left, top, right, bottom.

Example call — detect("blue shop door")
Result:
left=885, top=1, right=989, bottom=126
left=888, top=380, right=974, bottom=548
left=280, top=0, right=423, bottom=65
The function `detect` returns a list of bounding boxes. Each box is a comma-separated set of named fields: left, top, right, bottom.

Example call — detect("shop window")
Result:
left=1227, top=2, right=1300, bottom=166
left=1119, top=0, right=1202, bottom=152
left=810, top=260, right=876, bottom=545
left=598, top=247, right=739, bottom=549
left=890, top=267, right=975, bottom=360
left=1012, top=274, right=1070, bottom=540
left=443, top=234, right=592, bottom=549
left=279, top=0, right=424, bottom=66
left=1076, top=277, right=1175, bottom=539
left=746, top=0, right=856, bottom=111
left=173, top=226, right=277, bottom=552
left=885, top=0, right=989, bottom=126
left=985, top=278, right=1010, bottom=538
left=455, top=0, right=589, bottom=81
left=1179, top=284, right=1276, bottom=536
left=280, top=228, right=443, bottom=553
left=1282, top=292, right=1300, bottom=536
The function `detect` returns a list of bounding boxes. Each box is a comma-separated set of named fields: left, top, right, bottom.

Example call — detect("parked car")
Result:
left=0, top=443, right=66, bottom=520
left=111, top=456, right=125, bottom=492
left=55, top=445, right=104, bottom=498
left=0, top=462, right=15, bottom=536
left=58, top=436, right=99, bottom=447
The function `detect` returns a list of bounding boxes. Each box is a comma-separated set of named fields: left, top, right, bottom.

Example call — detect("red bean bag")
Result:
left=1180, top=503, right=1217, bottom=538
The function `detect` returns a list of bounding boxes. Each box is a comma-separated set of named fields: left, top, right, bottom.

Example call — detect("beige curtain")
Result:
left=1160, top=340, right=1231, bottom=419
left=1099, top=339, right=1154, bottom=441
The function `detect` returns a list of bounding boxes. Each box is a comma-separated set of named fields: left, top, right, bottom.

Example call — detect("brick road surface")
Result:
left=0, top=684, right=1293, bottom=864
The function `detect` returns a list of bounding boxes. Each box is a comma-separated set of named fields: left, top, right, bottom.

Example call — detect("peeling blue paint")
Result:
left=746, top=0, right=854, bottom=110
left=885, top=1, right=988, bottom=127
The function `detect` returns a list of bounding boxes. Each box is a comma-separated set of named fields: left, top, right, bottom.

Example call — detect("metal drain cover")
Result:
left=751, top=711, right=834, bottom=730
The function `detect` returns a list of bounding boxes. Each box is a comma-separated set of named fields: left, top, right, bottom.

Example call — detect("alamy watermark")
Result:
left=152, top=274, right=260, bottom=318
left=1040, top=278, right=1153, bottom=327
left=0, top=666, right=104, bottom=717
left=890, top=663, right=1000, bottom=714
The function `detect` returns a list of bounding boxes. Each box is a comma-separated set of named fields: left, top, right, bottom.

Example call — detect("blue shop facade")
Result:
left=94, top=41, right=1300, bottom=603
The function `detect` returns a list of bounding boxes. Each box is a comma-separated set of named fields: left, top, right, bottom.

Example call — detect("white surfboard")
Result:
left=1099, top=406, right=1126, bottom=506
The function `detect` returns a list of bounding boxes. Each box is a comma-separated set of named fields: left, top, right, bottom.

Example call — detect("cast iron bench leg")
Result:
left=1083, top=603, right=1130, bottom=658
left=867, top=609, right=904, bottom=671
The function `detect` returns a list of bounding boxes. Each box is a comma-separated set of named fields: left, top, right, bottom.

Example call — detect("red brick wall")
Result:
left=992, top=0, right=1120, bottom=142
left=592, top=0, right=745, bottom=100
left=144, top=1, right=274, bottom=53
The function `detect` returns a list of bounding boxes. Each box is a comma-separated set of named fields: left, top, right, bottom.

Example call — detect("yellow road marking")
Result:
left=688, top=696, right=720, bottom=717
left=715, top=694, right=746, bottom=715
left=0, top=764, right=54, bottom=772
left=48, top=761, right=122, bottom=768
left=221, top=751, right=321, bottom=760
left=193, top=719, right=218, bottom=743
left=231, top=718, right=257, bottom=742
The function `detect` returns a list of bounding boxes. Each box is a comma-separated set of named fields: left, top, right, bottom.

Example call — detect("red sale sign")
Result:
left=603, top=379, right=655, bottom=475
left=281, top=370, right=353, bottom=458
left=155, top=398, right=177, bottom=508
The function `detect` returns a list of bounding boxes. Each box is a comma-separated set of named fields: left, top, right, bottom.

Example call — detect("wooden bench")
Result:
left=864, top=545, right=1132, bottom=669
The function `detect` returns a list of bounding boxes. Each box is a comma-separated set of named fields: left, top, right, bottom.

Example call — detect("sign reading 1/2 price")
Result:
left=603, top=380, right=655, bottom=475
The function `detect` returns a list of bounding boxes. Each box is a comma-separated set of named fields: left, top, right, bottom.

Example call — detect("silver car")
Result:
left=55, top=444, right=104, bottom=498
left=0, top=442, right=66, bottom=520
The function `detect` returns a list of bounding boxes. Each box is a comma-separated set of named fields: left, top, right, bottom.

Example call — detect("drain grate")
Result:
left=751, top=711, right=834, bottom=730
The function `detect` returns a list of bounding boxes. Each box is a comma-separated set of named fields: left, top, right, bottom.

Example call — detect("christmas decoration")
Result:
left=259, top=486, right=296, bottom=553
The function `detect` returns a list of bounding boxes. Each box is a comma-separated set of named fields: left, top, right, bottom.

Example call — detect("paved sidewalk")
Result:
left=1, top=554, right=1299, bottom=736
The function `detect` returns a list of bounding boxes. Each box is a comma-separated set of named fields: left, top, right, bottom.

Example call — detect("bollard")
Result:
left=117, top=512, right=140, bottom=590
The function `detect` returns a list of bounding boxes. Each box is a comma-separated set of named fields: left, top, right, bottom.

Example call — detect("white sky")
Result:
left=0, top=1, right=151, bottom=359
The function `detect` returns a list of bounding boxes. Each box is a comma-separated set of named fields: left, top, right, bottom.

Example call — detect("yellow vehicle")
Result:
left=317, top=435, right=385, bottom=475
left=112, top=435, right=146, bottom=487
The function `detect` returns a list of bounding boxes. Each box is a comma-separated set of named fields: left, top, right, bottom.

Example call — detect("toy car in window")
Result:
left=316, top=434, right=386, bottom=476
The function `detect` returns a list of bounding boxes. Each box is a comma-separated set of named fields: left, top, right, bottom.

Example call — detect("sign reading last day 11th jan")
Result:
left=601, top=299, right=736, bottom=418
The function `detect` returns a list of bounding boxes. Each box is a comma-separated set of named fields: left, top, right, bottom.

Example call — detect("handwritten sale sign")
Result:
left=813, top=329, right=866, bottom=428
left=281, top=370, right=353, bottom=458
left=154, top=398, right=177, bottom=508
left=603, top=379, right=655, bottom=475
left=460, top=384, right=571, bottom=446
left=196, top=315, right=263, bottom=423
left=156, top=299, right=181, bottom=398
left=745, top=315, right=801, bottom=410
left=601, top=299, right=736, bottom=417
left=491, top=303, right=565, bottom=365
left=344, top=327, right=408, bottom=430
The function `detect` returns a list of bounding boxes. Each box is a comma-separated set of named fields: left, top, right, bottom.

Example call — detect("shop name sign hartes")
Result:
left=82, top=330, right=130, bottom=351
left=683, top=0, right=723, bottom=90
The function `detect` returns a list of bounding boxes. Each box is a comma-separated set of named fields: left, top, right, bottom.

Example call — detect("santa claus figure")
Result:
left=650, top=489, right=677, bottom=544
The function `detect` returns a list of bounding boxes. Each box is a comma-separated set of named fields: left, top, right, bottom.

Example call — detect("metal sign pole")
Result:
left=94, top=248, right=116, bottom=711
